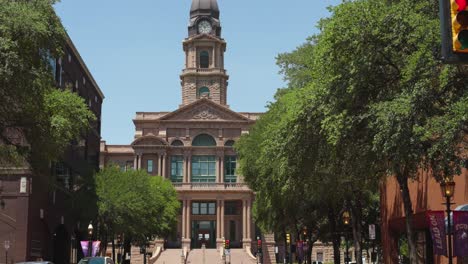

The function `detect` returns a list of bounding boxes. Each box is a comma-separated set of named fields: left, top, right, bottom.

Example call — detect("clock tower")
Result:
left=180, top=0, right=229, bottom=106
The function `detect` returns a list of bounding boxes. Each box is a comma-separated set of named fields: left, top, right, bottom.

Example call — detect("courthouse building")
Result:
left=100, top=0, right=260, bottom=251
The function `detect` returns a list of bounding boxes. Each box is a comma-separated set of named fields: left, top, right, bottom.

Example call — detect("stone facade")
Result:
left=100, top=0, right=260, bottom=256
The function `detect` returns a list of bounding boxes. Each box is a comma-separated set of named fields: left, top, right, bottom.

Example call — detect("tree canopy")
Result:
left=237, top=0, right=468, bottom=263
left=95, top=166, right=180, bottom=241
left=0, top=0, right=95, bottom=170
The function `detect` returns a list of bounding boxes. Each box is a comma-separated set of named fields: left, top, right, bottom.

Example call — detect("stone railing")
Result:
left=182, top=68, right=227, bottom=74
left=171, top=182, right=250, bottom=191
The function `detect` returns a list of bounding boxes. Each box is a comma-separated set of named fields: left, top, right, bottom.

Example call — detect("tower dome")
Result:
left=190, top=0, right=219, bottom=19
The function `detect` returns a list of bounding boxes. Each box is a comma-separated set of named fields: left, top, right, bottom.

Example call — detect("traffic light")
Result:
left=286, top=233, right=290, bottom=244
left=451, top=0, right=468, bottom=52
left=224, top=239, right=230, bottom=249
left=257, top=239, right=262, bottom=253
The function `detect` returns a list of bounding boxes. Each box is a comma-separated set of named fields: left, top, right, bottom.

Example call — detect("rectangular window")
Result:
left=317, top=252, right=324, bottom=262
left=191, top=156, right=216, bottom=183
left=192, top=202, right=216, bottom=215
left=192, top=202, right=200, bottom=215
left=147, top=160, right=153, bottom=173
left=224, top=201, right=238, bottom=215
left=224, top=156, right=237, bottom=183
left=171, top=156, right=184, bottom=182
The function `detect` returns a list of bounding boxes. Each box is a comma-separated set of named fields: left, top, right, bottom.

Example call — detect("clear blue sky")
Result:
left=54, top=0, right=340, bottom=144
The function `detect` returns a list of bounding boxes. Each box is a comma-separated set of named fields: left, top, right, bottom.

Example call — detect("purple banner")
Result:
left=80, top=241, right=89, bottom=257
left=92, top=241, right=101, bottom=257
left=453, top=211, right=468, bottom=257
left=426, top=211, right=447, bottom=256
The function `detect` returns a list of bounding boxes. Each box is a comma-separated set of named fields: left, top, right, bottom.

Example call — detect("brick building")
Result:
left=0, top=34, right=104, bottom=264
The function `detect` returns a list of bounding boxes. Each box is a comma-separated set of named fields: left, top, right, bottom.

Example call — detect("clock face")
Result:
left=198, top=20, right=212, bottom=34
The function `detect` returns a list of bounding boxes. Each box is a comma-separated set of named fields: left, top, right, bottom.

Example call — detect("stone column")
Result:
left=247, top=199, right=252, bottom=240
left=216, top=199, right=223, bottom=250
left=187, top=156, right=192, bottom=183
left=133, top=155, right=138, bottom=170
left=242, top=199, right=247, bottom=244
left=220, top=157, right=225, bottom=183
left=138, top=154, right=143, bottom=170
left=215, top=156, right=220, bottom=183
left=182, top=200, right=187, bottom=238
left=182, top=199, right=191, bottom=250
left=242, top=199, right=252, bottom=249
left=162, top=154, right=167, bottom=178
left=220, top=200, right=225, bottom=238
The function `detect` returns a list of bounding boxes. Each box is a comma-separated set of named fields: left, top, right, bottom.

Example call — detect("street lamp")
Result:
left=342, top=210, right=351, bottom=264
left=440, top=179, right=455, bottom=264
left=88, top=223, right=93, bottom=257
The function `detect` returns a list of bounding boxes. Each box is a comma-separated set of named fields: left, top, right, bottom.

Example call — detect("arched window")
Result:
left=224, top=140, right=235, bottom=147
left=197, top=87, right=210, bottom=98
left=171, top=140, right=184, bottom=147
left=192, top=134, right=216, bottom=147
left=200, top=51, right=209, bottom=68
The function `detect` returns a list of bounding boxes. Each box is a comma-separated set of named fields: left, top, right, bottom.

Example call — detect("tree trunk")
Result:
left=351, top=198, right=363, bottom=264
left=328, top=208, right=341, bottom=264
left=397, top=173, right=418, bottom=264
left=112, top=232, right=116, bottom=262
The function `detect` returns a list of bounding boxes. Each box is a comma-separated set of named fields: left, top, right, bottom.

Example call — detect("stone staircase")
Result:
left=154, top=249, right=184, bottom=264
left=228, top=249, right=257, bottom=264
left=186, top=248, right=221, bottom=264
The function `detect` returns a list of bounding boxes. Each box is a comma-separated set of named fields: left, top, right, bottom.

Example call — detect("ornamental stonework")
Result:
left=193, top=107, right=219, bottom=120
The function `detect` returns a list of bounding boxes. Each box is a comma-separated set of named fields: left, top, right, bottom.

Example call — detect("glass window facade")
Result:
left=147, top=160, right=153, bottom=173
left=192, top=156, right=216, bottom=182
left=192, top=202, right=216, bottom=215
left=170, top=156, right=184, bottom=183
left=224, top=156, right=237, bottom=183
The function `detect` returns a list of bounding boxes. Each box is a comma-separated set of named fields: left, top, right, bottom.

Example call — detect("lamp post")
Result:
left=4, top=240, right=10, bottom=264
left=440, top=179, right=455, bottom=264
left=88, top=223, right=93, bottom=257
left=342, top=210, right=351, bottom=264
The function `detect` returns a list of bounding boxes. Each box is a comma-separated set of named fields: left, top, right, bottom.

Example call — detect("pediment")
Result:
left=159, top=99, right=251, bottom=122
left=132, top=136, right=167, bottom=146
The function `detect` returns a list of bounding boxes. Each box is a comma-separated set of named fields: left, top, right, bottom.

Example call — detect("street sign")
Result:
left=4, top=240, right=10, bottom=250
left=224, top=249, right=230, bottom=255
left=369, top=224, right=376, bottom=240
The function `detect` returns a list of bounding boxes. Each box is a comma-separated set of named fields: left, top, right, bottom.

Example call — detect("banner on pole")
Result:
left=453, top=211, right=468, bottom=257
left=426, top=211, right=447, bottom=256
left=92, top=241, right=101, bottom=257
left=80, top=241, right=89, bottom=257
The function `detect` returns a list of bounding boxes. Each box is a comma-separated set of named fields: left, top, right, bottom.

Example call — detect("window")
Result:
left=55, top=162, right=71, bottom=189
left=170, top=156, right=184, bottom=182
left=192, top=134, right=216, bottom=146
left=317, top=252, right=324, bottom=262
left=192, top=202, right=216, bottom=215
left=171, top=140, right=184, bottom=147
left=197, top=86, right=210, bottom=99
left=224, top=156, right=237, bottom=183
left=147, top=160, right=153, bottom=173
left=200, top=51, right=209, bottom=68
left=191, top=156, right=216, bottom=182
left=224, top=140, right=235, bottom=147
left=225, top=201, right=239, bottom=215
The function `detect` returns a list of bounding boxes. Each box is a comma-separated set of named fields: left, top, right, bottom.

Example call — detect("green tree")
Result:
left=308, top=0, right=467, bottom=262
left=0, top=0, right=94, bottom=170
left=95, top=166, right=180, bottom=249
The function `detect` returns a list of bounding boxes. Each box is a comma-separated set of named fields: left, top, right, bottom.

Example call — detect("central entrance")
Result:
left=192, top=220, right=216, bottom=248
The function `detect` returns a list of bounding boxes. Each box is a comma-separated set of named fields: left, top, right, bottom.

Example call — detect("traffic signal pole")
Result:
left=440, top=0, right=468, bottom=63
